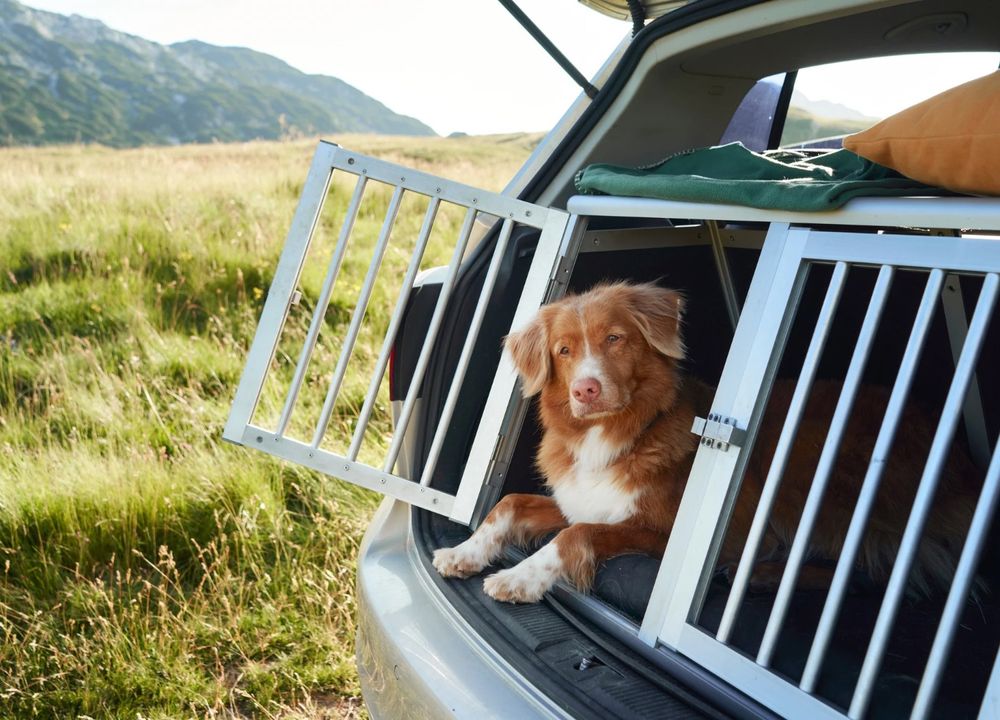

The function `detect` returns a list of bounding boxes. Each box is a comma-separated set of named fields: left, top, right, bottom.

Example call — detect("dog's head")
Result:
left=505, top=282, right=684, bottom=420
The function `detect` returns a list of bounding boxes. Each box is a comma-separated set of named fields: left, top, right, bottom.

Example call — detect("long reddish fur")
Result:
left=478, top=281, right=975, bottom=597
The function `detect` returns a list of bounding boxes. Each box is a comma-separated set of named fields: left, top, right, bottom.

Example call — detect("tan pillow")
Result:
left=844, top=70, right=1000, bottom=196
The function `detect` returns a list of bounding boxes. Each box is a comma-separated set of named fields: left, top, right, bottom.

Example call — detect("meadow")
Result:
left=0, top=133, right=536, bottom=719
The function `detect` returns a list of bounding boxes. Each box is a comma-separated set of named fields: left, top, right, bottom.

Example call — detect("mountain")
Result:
left=790, top=90, right=879, bottom=123
left=781, top=91, right=878, bottom=147
left=0, top=0, right=435, bottom=147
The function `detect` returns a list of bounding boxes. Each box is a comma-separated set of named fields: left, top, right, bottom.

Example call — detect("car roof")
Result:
left=578, top=0, right=697, bottom=21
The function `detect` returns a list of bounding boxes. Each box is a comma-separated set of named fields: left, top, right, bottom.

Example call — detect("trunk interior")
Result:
left=416, top=213, right=1000, bottom=719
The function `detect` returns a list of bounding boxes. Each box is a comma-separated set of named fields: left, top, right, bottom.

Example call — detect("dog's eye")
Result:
left=606, top=334, right=620, bottom=343
left=558, top=346, right=570, bottom=356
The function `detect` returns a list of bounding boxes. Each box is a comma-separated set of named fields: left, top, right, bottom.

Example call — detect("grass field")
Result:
left=0, top=133, right=536, bottom=719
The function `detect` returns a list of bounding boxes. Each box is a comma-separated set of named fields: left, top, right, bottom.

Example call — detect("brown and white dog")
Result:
left=432, top=282, right=975, bottom=603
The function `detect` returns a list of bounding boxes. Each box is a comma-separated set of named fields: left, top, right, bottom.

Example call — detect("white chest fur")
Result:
left=550, top=427, right=638, bottom=525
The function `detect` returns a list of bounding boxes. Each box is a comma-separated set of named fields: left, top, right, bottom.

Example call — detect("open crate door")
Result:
left=641, top=221, right=1000, bottom=719
left=224, top=142, right=568, bottom=525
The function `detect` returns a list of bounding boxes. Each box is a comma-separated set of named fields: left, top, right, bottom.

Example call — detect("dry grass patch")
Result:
left=0, top=134, right=533, bottom=718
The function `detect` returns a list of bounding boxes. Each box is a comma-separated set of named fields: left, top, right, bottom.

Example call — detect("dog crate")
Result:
left=224, top=141, right=569, bottom=525
left=227, top=143, right=1000, bottom=719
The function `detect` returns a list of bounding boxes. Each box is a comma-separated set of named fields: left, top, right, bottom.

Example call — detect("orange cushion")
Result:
left=843, top=71, right=1000, bottom=196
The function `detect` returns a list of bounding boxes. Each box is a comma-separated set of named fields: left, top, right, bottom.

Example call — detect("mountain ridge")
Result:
left=791, top=89, right=880, bottom=123
left=0, top=0, right=435, bottom=147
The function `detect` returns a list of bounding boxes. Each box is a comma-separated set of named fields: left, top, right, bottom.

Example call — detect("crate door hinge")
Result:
left=551, top=254, right=574, bottom=285
left=691, top=414, right=746, bottom=451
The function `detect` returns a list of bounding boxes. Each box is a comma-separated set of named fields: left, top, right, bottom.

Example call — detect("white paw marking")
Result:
left=483, top=543, right=563, bottom=603
left=433, top=513, right=511, bottom=578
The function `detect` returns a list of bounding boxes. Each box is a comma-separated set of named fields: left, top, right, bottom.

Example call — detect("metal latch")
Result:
left=691, top=414, right=746, bottom=451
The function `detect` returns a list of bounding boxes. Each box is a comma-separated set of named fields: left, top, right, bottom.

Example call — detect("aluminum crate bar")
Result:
left=275, top=175, right=368, bottom=439
left=311, top=185, right=404, bottom=449
left=347, top=197, right=440, bottom=461
left=640, top=224, right=811, bottom=648
left=382, top=207, right=479, bottom=474
left=850, top=272, right=999, bottom=719
left=226, top=141, right=566, bottom=522
left=980, top=646, right=1000, bottom=720
left=799, top=268, right=945, bottom=694
left=911, top=434, right=1000, bottom=720
left=223, top=142, right=336, bottom=443
left=706, top=219, right=741, bottom=330
left=940, top=274, right=992, bottom=470
left=418, top=217, right=516, bottom=486
left=716, top=260, right=849, bottom=645
left=756, top=264, right=894, bottom=668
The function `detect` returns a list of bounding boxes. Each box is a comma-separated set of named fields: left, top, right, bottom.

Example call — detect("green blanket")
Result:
left=574, top=143, right=943, bottom=212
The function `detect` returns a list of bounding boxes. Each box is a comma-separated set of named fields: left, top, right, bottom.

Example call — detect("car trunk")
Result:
left=222, top=135, right=1000, bottom=718
left=224, top=2, right=1000, bottom=714
left=408, top=203, right=1000, bottom=719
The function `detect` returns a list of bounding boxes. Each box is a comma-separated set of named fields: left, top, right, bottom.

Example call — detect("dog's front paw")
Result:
left=482, top=560, right=557, bottom=604
left=433, top=544, right=489, bottom=578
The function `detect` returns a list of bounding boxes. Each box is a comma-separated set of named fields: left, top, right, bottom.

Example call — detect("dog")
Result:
left=432, top=281, right=976, bottom=603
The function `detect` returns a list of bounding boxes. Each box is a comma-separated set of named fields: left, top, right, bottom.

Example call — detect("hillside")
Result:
left=779, top=90, right=878, bottom=146
left=781, top=105, right=874, bottom=147
left=0, top=0, right=435, bottom=147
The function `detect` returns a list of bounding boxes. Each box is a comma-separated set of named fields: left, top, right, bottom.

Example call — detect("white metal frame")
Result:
left=623, top=208, right=1000, bottom=718
left=564, top=194, right=1000, bottom=718
left=224, top=142, right=568, bottom=524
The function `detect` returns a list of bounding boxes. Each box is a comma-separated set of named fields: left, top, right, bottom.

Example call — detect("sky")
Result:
left=17, top=0, right=1000, bottom=136
left=18, top=0, right=629, bottom=136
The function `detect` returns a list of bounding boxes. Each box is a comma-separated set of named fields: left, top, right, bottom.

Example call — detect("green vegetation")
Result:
left=0, top=133, right=536, bottom=718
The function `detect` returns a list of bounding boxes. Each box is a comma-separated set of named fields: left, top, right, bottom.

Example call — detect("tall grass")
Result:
left=0, top=134, right=536, bottom=718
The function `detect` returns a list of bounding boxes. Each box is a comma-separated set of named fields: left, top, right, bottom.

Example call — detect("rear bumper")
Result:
left=355, top=498, right=571, bottom=720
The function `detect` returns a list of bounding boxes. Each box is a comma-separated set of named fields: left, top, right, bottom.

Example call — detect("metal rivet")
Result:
left=256, top=436, right=263, bottom=443
left=380, top=478, right=386, bottom=484
left=401, top=177, right=406, bottom=182
left=432, top=498, right=439, bottom=504
left=525, top=210, right=532, bottom=217
left=347, top=157, right=355, bottom=165
left=436, top=187, right=442, bottom=193
left=344, top=465, right=350, bottom=471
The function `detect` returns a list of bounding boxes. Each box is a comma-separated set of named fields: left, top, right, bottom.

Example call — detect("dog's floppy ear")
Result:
left=505, top=313, right=551, bottom=397
left=625, top=284, right=685, bottom=360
